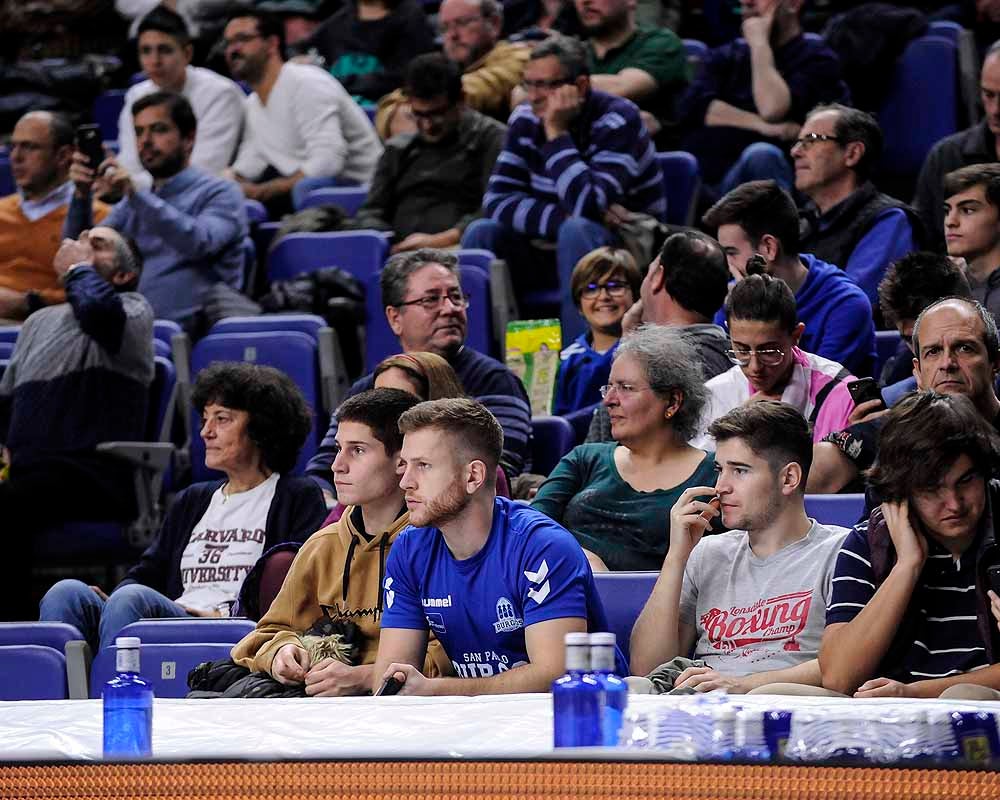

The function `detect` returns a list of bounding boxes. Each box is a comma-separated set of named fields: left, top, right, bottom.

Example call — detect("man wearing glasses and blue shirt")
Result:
left=305, top=249, right=531, bottom=501
left=692, top=272, right=857, bottom=450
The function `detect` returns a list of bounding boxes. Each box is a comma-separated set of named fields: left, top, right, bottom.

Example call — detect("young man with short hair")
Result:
left=692, top=273, right=856, bottom=448
left=231, top=388, right=451, bottom=695
left=820, top=391, right=1000, bottom=698
left=703, top=179, right=875, bottom=376
left=943, top=163, right=1000, bottom=323
left=372, top=398, right=615, bottom=695
left=631, top=401, right=847, bottom=692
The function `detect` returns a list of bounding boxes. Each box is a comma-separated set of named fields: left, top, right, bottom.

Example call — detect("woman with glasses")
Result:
left=554, top=247, right=641, bottom=415
left=533, top=325, right=717, bottom=571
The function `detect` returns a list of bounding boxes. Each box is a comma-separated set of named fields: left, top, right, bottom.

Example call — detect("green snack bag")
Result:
left=506, top=319, right=562, bottom=416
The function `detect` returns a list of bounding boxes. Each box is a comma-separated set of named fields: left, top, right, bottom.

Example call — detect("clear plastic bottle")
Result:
left=552, top=632, right=602, bottom=748
left=589, top=632, right=627, bottom=746
left=102, top=636, right=153, bottom=759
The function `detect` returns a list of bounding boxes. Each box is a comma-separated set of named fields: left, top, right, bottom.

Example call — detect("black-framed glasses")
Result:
left=726, top=347, right=785, bottom=367
left=792, top=133, right=843, bottom=150
left=520, top=77, right=571, bottom=92
left=223, top=32, right=263, bottom=48
left=581, top=280, right=630, bottom=299
left=395, top=290, right=470, bottom=312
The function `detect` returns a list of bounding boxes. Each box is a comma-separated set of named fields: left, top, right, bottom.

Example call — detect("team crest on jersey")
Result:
left=493, top=596, right=523, bottom=633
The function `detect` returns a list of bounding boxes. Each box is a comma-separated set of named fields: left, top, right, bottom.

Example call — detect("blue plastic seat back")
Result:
left=0, top=645, right=68, bottom=700
left=455, top=248, right=495, bottom=273
left=873, top=329, right=903, bottom=381
left=208, top=313, right=327, bottom=341
left=90, top=642, right=235, bottom=698
left=682, top=39, right=709, bottom=78
left=0, top=154, right=13, bottom=197
left=0, top=325, right=20, bottom=345
left=563, top=403, right=600, bottom=447
left=299, top=186, right=370, bottom=216
left=153, top=319, right=182, bottom=351
left=267, top=230, right=389, bottom=283
left=364, top=264, right=494, bottom=370
left=0, top=621, right=85, bottom=649
left=804, top=494, right=867, bottom=529
left=92, top=89, right=127, bottom=141
left=244, top=199, right=269, bottom=224
left=190, top=331, right=320, bottom=480
left=878, top=36, right=959, bottom=179
left=656, top=151, right=701, bottom=227
left=530, top=415, right=575, bottom=477
left=592, top=572, right=658, bottom=669
left=116, top=618, right=256, bottom=645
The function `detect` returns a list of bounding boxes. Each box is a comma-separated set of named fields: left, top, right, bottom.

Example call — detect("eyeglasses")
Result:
left=222, top=33, right=263, bottom=48
left=598, top=382, right=650, bottom=399
left=520, top=77, right=571, bottom=92
left=439, top=13, right=484, bottom=33
left=791, top=133, right=843, bottom=150
left=726, top=347, right=785, bottom=367
left=396, top=290, right=470, bottom=311
left=581, top=280, right=630, bottom=299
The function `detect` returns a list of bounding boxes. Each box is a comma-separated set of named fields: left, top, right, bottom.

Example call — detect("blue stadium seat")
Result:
left=299, top=185, right=370, bottom=215
left=208, top=314, right=351, bottom=411
left=682, top=39, right=709, bottom=78
left=0, top=325, right=19, bottom=344
left=563, top=403, right=600, bottom=446
left=364, top=264, right=495, bottom=370
left=0, top=622, right=89, bottom=698
left=0, top=341, right=13, bottom=359
left=89, top=642, right=235, bottom=698
left=804, top=494, right=867, bottom=529
left=531, top=415, right=575, bottom=477
left=927, top=20, right=962, bottom=41
left=878, top=36, right=959, bottom=181
left=656, top=151, right=701, bottom=227
left=873, top=329, right=903, bottom=381
left=268, top=230, right=389, bottom=283
left=189, top=330, right=321, bottom=480
left=92, top=89, right=127, bottom=142
left=244, top=199, right=269, bottom=224
left=0, top=154, right=13, bottom=197
left=117, top=618, right=255, bottom=644
left=592, top=571, right=657, bottom=669
left=0, top=645, right=68, bottom=700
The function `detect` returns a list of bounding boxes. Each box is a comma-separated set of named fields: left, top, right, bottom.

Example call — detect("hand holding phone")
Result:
left=374, top=675, right=403, bottom=696
left=75, top=124, right=105, bottom=171
left=847, top=377, right=885, bottom=409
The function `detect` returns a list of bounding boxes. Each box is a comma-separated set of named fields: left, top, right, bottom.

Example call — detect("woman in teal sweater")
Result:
left=532, top=325, right=717, bottom=571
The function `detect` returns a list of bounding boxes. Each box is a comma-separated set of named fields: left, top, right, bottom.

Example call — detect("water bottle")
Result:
left=102, top=636, right=153, bottom=759
left=589, top=632, right=627, bottom=746
left=552, top=632, right=601, bottom=748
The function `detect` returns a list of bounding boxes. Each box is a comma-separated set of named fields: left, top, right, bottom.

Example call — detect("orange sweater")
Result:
left=0, top=194, right=108, bottom=313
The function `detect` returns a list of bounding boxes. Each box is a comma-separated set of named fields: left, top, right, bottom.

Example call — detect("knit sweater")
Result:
left=231, top=504, right=451, bottom=679
left=483, top=90, right=666, bottom=240
left=0, top=194, right=107, bottom=310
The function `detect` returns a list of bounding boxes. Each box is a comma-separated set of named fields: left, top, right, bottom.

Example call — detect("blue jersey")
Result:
left=381, top=497, right=614, bottom=679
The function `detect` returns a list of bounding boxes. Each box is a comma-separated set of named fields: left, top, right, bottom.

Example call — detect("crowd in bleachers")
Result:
left=5, top=0, right=1000, bottom=706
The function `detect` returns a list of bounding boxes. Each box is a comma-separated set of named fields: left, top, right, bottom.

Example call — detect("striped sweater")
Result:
left=483, top=90, right=666, bottom=240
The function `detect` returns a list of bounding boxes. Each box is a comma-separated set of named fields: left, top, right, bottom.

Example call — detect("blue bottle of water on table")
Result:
left=590, top=632, right=627, bottom=746
left=552, top=632, right=602, bottom=748
left=103, top=636, right=153, bottom=759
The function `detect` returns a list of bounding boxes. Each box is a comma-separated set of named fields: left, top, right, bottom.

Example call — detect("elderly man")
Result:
left=0, top=111, right=108, bottom=321
left=65, top=92, right=247, bottom=331
left=305, top=249, right=531, bottom=497
left=0, top=226, right=153, bottom=620
left=795, top=104, right=921, bottom=305
left=376, top=0, right=530, bottom=139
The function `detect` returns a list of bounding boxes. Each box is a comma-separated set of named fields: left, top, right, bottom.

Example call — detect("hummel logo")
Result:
left=524, top=559, right=551, bottom=605
left=383, top=576, right=395, bottom=609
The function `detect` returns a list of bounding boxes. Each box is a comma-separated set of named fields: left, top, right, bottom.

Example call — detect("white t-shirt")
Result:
left=678, top=520, right=848, bottom=674
left=175, top=473, right=279, bottom=613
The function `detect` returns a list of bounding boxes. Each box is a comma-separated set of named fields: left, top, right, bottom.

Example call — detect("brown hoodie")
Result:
left=231, top=505, right=450, bottom=678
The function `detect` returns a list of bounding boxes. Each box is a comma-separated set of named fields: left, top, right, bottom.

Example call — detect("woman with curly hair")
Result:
left=40, top=362, right=328, bottom=652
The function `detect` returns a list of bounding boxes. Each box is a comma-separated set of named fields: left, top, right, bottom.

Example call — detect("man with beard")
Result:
left=305, top=249, right=530, bottom=498
left=575, top=0, right=687, bottom=139
left=677, top=0, right=849, bottom=193
left=223, top=10, right=382, bottom=216
left=630, top=402, right=846, bottom=692
left=372, top=398, right=617, bottom=695
left=64, top=92, right=246, bottom=330
left=351, top=53, right=505, bottom=254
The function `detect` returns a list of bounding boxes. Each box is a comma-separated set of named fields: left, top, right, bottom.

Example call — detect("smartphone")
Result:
left=988, top=565, right=1000, bottom=597
left=76, top=124, right=105, bottom=170
left=847, top=377, right=885, bottom=409
left=374, top=676, right=403, bottom=697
